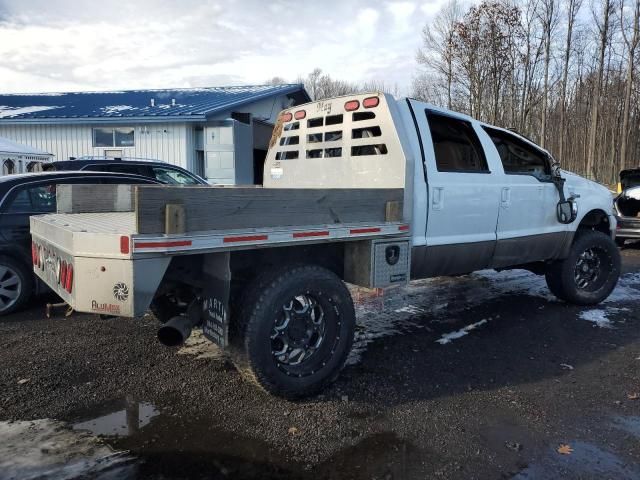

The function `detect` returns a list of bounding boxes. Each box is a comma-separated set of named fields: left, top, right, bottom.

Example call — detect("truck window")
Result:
left=426, top=112, right=489, bottom=173
left=482, top=127, right=550, bottom=179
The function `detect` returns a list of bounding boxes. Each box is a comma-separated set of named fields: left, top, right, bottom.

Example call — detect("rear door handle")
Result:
left=501, top=187, right=511, bottom=207
left=432, top=187, right=444, bottom=210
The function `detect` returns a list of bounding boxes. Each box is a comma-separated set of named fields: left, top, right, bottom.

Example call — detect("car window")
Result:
left=483, top=127, right=550, bottom=179
left=426, top=111, right=489, bottom=173
left=5, top=184, right=57, bottom=213
left=152, top=166, right=200, bottom=185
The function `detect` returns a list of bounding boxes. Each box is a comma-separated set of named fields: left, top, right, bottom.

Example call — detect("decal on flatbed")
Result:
left=91, top=301, right=121, bottom=315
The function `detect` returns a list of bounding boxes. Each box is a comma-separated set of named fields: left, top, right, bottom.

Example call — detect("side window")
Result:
left=151, top=167, right=199, bottom=185
left=482, top=127, right=550, bottom=179
left=5, top=184, right=57, bottom=213
left=426, top=111, right=489, bottom=173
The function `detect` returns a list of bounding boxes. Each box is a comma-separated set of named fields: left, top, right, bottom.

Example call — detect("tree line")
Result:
left=268, top=0, right=639, bottom=184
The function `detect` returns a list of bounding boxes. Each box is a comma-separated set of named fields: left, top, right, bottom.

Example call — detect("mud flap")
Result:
left=201, top=252, right=231, bottom=348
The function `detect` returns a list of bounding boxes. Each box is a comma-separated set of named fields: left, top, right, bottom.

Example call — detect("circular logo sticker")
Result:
left=113, top=282, right=130, bottom=302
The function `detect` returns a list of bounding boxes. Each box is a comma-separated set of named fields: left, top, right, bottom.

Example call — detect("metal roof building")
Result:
left=0, top=84, right=310, bottom=184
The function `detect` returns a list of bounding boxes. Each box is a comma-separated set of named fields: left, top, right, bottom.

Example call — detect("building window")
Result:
left=93, top=127, right=135, bottom=147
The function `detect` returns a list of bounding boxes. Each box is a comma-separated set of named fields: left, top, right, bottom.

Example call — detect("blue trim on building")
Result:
left=0, top=84, right=310, bottom=124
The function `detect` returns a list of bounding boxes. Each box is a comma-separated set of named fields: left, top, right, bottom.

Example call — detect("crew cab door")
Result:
left=479, top=127, right=567, bottom=267
left=410, top=105, right=503, bottom=277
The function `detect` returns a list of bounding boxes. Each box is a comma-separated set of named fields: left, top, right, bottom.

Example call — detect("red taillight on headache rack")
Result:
left=344, top=100, right=360, bottom=111
left=294, top=110, right=306, bottom=120
left=282, top=112, right=293, bottom=122
left=31, top=242, right=38, bottom=266
left=363, top=96, right=379, bottom=108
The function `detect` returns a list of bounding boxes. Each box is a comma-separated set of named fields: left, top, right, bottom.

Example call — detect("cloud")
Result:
left=0, top=0, right=451, bottom=95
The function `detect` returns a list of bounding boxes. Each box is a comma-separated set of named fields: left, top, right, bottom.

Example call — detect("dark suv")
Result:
left=0, top=171, right=161, bottom=316
left=42, top=157, right=207, bottom=185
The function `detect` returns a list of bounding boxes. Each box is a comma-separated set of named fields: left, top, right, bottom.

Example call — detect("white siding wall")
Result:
left=0, top=123, right=190, bottom=169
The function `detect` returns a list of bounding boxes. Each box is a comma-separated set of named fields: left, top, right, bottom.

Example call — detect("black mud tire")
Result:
left=545, top=230, right=621, bottom=305
left=232, top=264, right=355, bottom=399
left=0, top=255, right=34, bottom=316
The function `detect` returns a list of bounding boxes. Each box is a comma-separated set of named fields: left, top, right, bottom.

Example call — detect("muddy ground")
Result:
left=1, top=246, right=640, bottom=480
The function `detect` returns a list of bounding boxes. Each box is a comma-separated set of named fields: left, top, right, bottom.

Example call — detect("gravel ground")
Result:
left=1, top=246, right=639, bottom=480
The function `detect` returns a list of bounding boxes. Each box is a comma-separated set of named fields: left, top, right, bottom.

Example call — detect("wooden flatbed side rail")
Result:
left=135, top=186, right=404, bottom=234
left=56, top=184, right=135, bottom=214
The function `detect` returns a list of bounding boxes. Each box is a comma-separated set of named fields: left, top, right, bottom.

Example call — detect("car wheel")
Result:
left=0, top=256, right=34, bottom=316
left=545, top=230, right=621, bottom=305
left=232, top=264, right=355, bottom=399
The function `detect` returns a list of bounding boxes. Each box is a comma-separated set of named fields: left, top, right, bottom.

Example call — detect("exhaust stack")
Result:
left=157, top=303, right=202, bottom=347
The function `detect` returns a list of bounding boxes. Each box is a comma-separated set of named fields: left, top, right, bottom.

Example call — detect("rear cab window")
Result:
left=426, top=111, right=489, bottom=173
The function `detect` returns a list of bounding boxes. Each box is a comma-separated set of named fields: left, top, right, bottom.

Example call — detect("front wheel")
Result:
left=234, top=265, right=355, bottom=399
left=545, top=230, right=621, bottom=305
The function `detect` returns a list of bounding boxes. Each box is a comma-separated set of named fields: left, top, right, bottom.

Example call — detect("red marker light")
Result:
left=294, top=110, right=306, bottom=120
left=282, top=112, right=293, bottom=122
left=344, top=100, right=360, bottom=111
left=120, top=236, right=130, bottom=254
left=363, top=96, right=379, bottom=108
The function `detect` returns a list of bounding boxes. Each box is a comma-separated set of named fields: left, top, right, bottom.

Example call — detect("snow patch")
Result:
left=0, top=105, right=60, bottom=118
left=436, top=319, right=489, bottom=345
left=579, top=309, right=614, bottom=328
left=101, top=105, right=135, bottom=114
left=0, top=419, right=136, bottom=479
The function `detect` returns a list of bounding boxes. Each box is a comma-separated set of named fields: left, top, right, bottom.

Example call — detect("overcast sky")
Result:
left=0, top=0, right=448, bottom=95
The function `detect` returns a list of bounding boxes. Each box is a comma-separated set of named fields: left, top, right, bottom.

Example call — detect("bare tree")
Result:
left=620, top=0, right=640, bottom=172
left=416, top=0, right=465, bottom=109
left=539, top=0, right=559, bottom=147
left=586, top=0, right=615, bottom=179
left=558, top=0, right=583, bottom=162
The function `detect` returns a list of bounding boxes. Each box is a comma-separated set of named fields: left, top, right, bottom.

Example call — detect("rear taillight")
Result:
left=344, top=100, right=360, bottom=111
left=60, top=261, right=67, bottom=285
left=120, top=236, right=130, bottom=254
left=294, top=110, right=306, bottom=120
left=31, top=242, right=38, bottom=266
left=64, top=264, right=73, bottom=293
left=282, top=112, right=293, bottom=122
left=363, top=96, right=379, bottom=108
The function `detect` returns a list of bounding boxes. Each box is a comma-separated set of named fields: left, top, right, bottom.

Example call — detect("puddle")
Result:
left=612, top=415, right=640, bottom=438
left=512, top=441, right=640, bottom=479
left=73, top=399, right=159, bottom=437
left=0, top=419, right=137, bottom=480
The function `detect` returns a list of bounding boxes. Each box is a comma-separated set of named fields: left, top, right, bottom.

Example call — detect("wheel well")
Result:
left=577, top=209, right=611, bottom=235
left=230, top=243, right=345, bottom=285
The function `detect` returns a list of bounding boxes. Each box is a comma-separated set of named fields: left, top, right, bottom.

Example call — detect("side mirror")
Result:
left=557, top=200, right=577, bottom=224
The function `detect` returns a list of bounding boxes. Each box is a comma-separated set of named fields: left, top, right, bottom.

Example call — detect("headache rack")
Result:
left=262, top=92, right=407, bottom=189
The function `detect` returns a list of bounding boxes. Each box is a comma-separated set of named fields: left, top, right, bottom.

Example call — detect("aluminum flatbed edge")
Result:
left=30, top=211, right=410, bottom=317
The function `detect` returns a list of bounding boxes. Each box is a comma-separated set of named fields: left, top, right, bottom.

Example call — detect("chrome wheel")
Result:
left=574, top=247, right=607, bottom=291
left=271, top=294, right=326, bottom=368
left=0, top=264, right=22, bottom=313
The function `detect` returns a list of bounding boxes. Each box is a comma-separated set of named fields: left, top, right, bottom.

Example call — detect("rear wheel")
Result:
left=0, top=256, right=33, bottom=316
left=545, top=230, right=620, bottom=305
left=233, top=265, right=355, bottom=399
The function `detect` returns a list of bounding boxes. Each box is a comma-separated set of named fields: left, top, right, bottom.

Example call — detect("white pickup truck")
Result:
left=30, top=93, right=620, bottom=398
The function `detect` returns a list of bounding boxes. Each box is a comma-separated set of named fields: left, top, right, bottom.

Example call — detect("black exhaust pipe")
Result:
left=157, top=301, right=202, bottom=347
